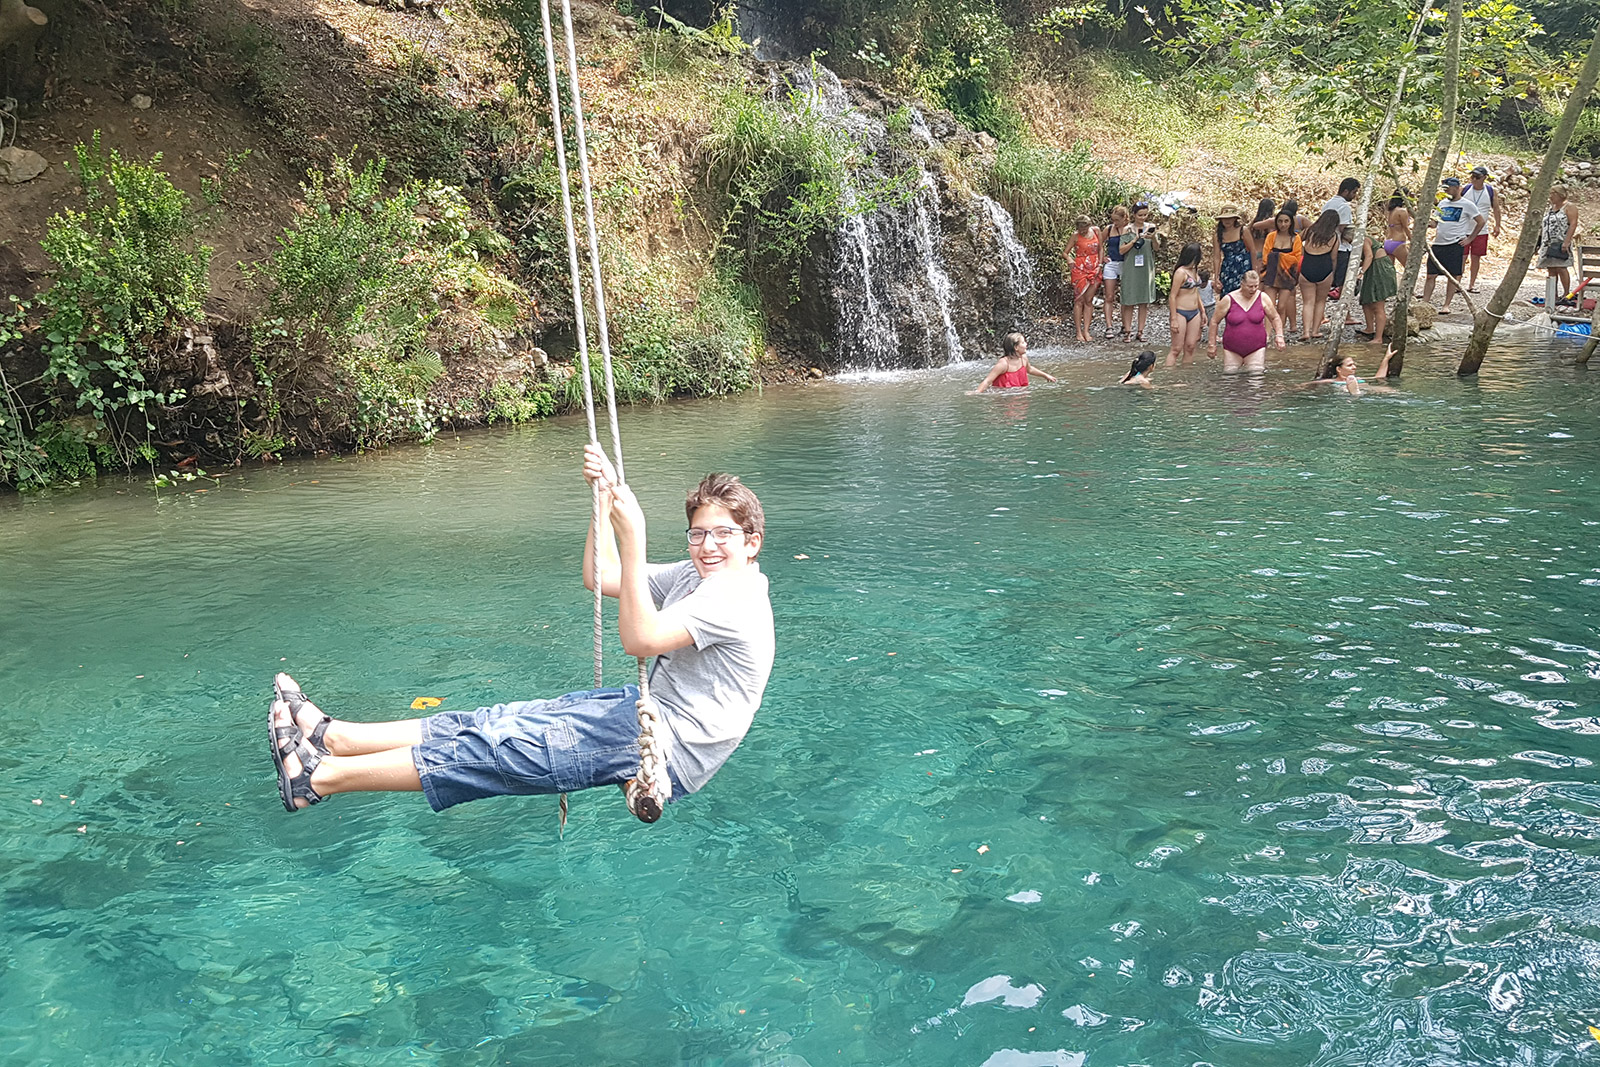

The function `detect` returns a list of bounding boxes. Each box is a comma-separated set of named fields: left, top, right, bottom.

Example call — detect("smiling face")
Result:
left=688, top=503, right=761, bottom=579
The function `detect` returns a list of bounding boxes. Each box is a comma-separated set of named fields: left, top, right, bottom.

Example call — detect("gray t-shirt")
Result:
left=645, top=560, right=774, bottom=793
left=1321, top=195, right=1354, bottom=251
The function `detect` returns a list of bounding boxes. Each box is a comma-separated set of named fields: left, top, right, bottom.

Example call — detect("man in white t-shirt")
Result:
left=1423, top=177, right=1486, bottom=315
left=1321, top=177, right=1360, bottom=293
left=1461, top=165, right=1503, bottom=292
left=266, top=445, right=776, bottom=823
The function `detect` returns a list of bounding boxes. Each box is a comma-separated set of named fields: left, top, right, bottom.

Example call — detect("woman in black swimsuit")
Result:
left=1297, top=209, right=1343, bottom=339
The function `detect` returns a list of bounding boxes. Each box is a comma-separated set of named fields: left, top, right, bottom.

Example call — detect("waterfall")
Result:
left=765, top=59, right=1037, bottom=370
left=978, top=195, right=1036, bottom=304
left=913, top=171, right=963, bottom=363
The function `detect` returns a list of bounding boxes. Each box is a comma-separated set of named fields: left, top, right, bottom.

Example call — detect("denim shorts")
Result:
left=412, top=685, right=684, bottom=812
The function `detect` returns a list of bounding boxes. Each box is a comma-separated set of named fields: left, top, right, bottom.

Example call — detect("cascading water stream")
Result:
left=978, top=194, right=1036, bottom=305
left=768, top=56, right=1037, bottom=369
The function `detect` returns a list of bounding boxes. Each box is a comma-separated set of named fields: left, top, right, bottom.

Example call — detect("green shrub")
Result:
left=255, top=154, right=525, bottom=448
left=485, top=379, right=557, bottom=424
left=1523, top=104, right=1600, bottom=160
left=559, top=266, right=761, bottom=411
left=17, top=134, right=209, bottom=481
left=990, top=139, right=1137, bottom=251
left=701, top=79, right=856, bottom=299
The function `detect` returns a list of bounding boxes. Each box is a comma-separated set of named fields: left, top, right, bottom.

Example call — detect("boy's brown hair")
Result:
left=686, top=473, right=765, bottom=550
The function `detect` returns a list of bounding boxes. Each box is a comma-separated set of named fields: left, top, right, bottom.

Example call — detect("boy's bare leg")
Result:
left=324, top=719, right=425, bottom=756
left=278, top=687, right=425, bottom=755
left=275, top=702, right=422, bottom=806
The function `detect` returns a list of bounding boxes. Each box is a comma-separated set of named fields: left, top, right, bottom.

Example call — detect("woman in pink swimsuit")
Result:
left=968, top=332, right=1058, bottom=393
left=1207, top=269, right=1285, bottom=373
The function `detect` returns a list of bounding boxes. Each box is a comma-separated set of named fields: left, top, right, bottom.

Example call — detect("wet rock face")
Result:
left=763, top=64, right=1034, bottom=371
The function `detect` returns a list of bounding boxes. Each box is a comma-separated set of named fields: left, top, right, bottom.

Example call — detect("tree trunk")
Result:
left=1321, top=0, right=1435, bottom=372
left=1457, top=24, right=1600, bottom=376
left=1388, top=0, right=1463, bottom=376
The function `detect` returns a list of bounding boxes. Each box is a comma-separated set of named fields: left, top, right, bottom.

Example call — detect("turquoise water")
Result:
left=4, top=340, right=1600, bottom=1066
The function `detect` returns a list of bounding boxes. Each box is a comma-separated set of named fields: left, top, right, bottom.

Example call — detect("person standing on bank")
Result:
left=1118, top=203, right=1162, bottom=343
left=1538, top=186, right=1579, bottom=299
left=1211, top=205, right=1259, bottom=301
left=1321, top=177, right=1361, bottom=298
left=1422, top=177, right=1485, bottom=315
left=1461, top=166, right=1502, bottom=293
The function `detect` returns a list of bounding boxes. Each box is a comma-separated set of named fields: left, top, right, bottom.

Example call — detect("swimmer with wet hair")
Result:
left=1120, top=350, right=1158, bottom=387
left=1312, top=344, right=1396, bottom=396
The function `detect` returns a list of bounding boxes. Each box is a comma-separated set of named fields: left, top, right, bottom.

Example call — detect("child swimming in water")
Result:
left=1120, top=350, right=1158, bottom=387
left=968, top=332, right=1058, bottom=394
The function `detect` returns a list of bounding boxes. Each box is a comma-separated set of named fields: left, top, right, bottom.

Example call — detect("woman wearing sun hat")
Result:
left=1211, top=205, right=1259, bottom=301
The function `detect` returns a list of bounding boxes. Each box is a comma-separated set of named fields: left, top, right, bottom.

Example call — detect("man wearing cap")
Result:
left=1422, top=177, right=1486, bottom=314
left=1320, top=177, right=1361, bottom=296
left=1461, top=166, right=1502, bottom=292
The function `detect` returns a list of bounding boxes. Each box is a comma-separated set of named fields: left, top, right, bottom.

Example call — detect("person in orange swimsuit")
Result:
left=1067, top=214, right=1103, bottom=344
left=968, top=332, right=1058, bottom=393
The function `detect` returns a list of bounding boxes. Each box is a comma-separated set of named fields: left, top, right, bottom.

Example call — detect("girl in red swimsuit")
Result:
left=968, top=332, right=1059, bottom=393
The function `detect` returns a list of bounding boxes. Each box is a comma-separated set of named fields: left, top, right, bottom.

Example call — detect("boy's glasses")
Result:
left=687, top=526, right=746, bottom=546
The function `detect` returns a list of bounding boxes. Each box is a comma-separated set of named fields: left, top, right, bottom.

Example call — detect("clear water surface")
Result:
left=4, top=340, right=1600, bottom=1066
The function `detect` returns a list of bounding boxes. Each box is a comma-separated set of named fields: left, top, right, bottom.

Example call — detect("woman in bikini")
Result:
left=1211, top=205, right=1260, bottom=301
left=1384, top=195, right=1413, bottom=271
left=1167, top=242, right=1205, bottom=367
left=1208, top=269, right=1285, bottom=373
left=1296, top=209, right=1344, bottom=340
left=1258, top=210, right=1302, bottom=338
left=1068, top=214, right=1103, bottom=344
left=1102, top=205, right=1131, bottom=339
left=968, top=331, right=1058, bottom=394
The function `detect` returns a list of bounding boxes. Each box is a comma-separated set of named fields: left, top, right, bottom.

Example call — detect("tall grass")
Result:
left=990, top=139, right=1137, bottom=250
left=1067, top=57, right=1317, bottom=191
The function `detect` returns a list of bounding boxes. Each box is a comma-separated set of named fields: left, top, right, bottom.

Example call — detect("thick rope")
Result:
left=538, top=0, right=670, bottom=826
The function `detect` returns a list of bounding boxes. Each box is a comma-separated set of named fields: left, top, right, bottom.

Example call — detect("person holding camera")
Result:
left=1537, top=187, right=1580, bottom=300
left=1118, top=202, right=1162, bottom=343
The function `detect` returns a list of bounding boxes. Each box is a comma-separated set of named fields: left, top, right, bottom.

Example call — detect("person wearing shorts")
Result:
left=1423, top=177, right=1485, bottom=315
left=1461, top=166, right=1501, bottom=292
left=268, top=446, right=776, bottom=820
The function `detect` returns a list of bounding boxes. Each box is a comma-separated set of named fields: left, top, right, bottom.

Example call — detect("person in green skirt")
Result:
left=1357, top=234, right=1398, bottom=342
left=1118, top=202, right=1162, bottom=343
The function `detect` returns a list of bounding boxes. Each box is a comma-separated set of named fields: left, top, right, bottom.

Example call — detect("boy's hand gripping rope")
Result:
left=538, top=0, right=670, bottom=831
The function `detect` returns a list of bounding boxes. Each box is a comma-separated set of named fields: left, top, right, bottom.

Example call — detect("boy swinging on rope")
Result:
left=269, top=444, right=775, bottom=819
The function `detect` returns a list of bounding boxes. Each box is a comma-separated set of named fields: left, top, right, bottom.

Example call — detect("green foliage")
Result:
left=701, top=80, right=854, bottom=299
left=256, top=154, right=526, bottom=449
left=14, top=134, right=209, bottom=483
left=485, top=379, right=557, bottom=423
left=560, top=266, right=761, bottom=410
left=40, top=133, right=210, bottom=366
left=991, top=139, right=1138, bottom=249
left=1524, top=102, right=1600, bottom=157
left=1032, top=2, right=1125, bottom=38
left=1159, top=0, right=1551, bottom=167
